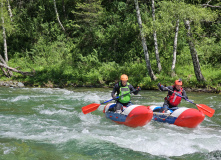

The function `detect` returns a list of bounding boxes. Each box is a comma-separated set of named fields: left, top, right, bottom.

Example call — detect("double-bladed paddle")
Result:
left=159, top=84, right=215, bottom=117
left=82, top=88, right=140, bottom=114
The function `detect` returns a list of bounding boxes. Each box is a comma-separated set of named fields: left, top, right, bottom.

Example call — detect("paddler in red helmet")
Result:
left=111, top=74, right=141, bottom=114
left=157, top=79, right=188, bottom=112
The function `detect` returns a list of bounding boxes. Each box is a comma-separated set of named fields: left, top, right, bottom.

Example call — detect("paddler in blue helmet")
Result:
left=111, top=74, right=141, bottom=114
left=158, top=79, right=188, bottom=112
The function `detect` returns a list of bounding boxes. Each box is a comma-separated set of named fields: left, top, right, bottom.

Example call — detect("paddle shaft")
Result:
left=101, top=88, right=139, bottom=105
left=81, top=88, right=140, bottom=114
left=161, top=85, right=204, bottom=105
left=160, top=85, right=188, bottom=101
left=160, top=85, right=212, bottom=114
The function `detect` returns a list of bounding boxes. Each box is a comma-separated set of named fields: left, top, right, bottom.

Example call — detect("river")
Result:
left=0, top=87, right=220, bottom=160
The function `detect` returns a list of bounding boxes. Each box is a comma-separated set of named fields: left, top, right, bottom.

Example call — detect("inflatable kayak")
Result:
left=149, top=105, right=205, bottom=128
left=103, top=103, right=153, bottom=128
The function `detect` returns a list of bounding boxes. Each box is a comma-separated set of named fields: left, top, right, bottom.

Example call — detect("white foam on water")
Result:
left=91, top=123, right=221, bottom=156
left=79, top=112, right=102, bottom=126
left=146, top=101, right=163, bottom=106
left=82, top=94, right=101, bottom=104
left=1, top=112, right=221, bottom=157
left=0, top=144, right=16, bottom=155
left=10, top=95, right=30, bottom=102
left=22, top=87, right=70, bottom=94
left=1, top=88, right=221, bottom=157
left=39, top=108, right=73, bottom=116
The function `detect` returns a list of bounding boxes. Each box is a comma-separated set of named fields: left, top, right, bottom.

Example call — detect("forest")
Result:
left=0, top=0, right=220, bottom=91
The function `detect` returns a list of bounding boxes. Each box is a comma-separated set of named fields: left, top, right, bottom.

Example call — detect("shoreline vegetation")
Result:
left=0, top=1, right=220, bottom=94
left=0, top=80, right=220, bottom=94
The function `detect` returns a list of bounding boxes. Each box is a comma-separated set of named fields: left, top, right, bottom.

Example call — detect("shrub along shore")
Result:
left=0, top=1, right=220, bottom=93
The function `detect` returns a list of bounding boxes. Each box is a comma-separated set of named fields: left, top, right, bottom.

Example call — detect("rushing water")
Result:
left=0, top=87, right=220, bottom=160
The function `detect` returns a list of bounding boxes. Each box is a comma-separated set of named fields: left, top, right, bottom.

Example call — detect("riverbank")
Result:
left=0, top=81, right=25, bottom=88
left=0, top=80, right=220, bottom=94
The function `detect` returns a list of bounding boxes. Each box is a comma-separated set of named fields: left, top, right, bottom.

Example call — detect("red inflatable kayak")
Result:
left=103, top=103, right=153, bottom=128
left=149, top=105, right=205, bottom=128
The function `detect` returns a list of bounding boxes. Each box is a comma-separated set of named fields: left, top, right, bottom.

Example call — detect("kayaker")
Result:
left=157, top=79, right=188, bottom=112
left=111, top=74, right=141, bottom=114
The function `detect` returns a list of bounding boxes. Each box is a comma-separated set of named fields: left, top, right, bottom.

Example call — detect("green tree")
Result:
left=155, top=0, right=217, bottom=81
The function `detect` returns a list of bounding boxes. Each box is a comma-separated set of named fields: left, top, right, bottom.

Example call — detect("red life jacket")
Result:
left=166, top=86, right=183, bottom=106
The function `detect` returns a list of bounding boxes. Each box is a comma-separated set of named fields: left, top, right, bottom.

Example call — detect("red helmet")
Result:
left=175, top=79, right=182, bottom=85
left=120, top=74, right=128, bottom=81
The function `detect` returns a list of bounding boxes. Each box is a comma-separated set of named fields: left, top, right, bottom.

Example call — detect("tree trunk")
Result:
left=17, top=0, right=23, bottom=8
left=134, top=0, right=156, bottom=80
left=1, top=0, right=8, bottom=63
left=6, top=0, right=13, bottom=22
left=53, top=0, right=66, bottom=32
left=0, top=67, right=9, bottom=77
left=202, top=4, right=221, bottom=8
left=1, top=0, right=13, bottom=77
left=62, top=0, right=67, bottom=18
left=151, top=0, right=161, bottom=73
left=184, top=20, right=205, bottom=82
left=0, top=53, right=7, bottom=65
left=0, top=62, right=34, bottom=76
left=171, top=19, right=179, bottom=77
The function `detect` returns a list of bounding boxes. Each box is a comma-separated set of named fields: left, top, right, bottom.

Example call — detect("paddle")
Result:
left=159, top=84, right=215, bottom=117
left=82, top=88, right=140, bottom=114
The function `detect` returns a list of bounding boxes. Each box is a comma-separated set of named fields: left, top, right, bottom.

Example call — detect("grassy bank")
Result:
left=1, top=59, right=220, bottom=93
left=1, top=0, right=220, bottom=94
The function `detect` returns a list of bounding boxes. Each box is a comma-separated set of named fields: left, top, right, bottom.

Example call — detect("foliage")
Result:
left=0, top=0, right=220, bottom=91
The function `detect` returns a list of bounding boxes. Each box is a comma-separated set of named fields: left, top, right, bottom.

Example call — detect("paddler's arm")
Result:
left=182, top=89, right=188, bottom=100
left=129, top=84, right=141, bottom=95
left=158, top=83, right=173, bottom=91
left=111, top=83, right=119, bottom=100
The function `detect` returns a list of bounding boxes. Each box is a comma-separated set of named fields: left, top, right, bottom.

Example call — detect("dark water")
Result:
left=0, top=87, right=220, bottom=160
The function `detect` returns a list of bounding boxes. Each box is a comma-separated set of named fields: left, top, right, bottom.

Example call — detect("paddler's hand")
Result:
left=182, top=96, right=188, bottom=100
left=157, top=83, right=162, bottom=90
left=158, top=83, right=164, bottom=91
left=157, top=83, right=161, bottom=88
left=136, top=87, right=141, bottom=91
left=112, top=95, right=117, bottom=100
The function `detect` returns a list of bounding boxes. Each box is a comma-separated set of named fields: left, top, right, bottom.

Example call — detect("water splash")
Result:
left=0, top=87, right=220, bottom=159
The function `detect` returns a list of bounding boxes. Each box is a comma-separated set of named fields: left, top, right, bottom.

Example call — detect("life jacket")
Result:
left=166, top=86, right=183, bottom=106
left=118, top=82, right=131, bottom=103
